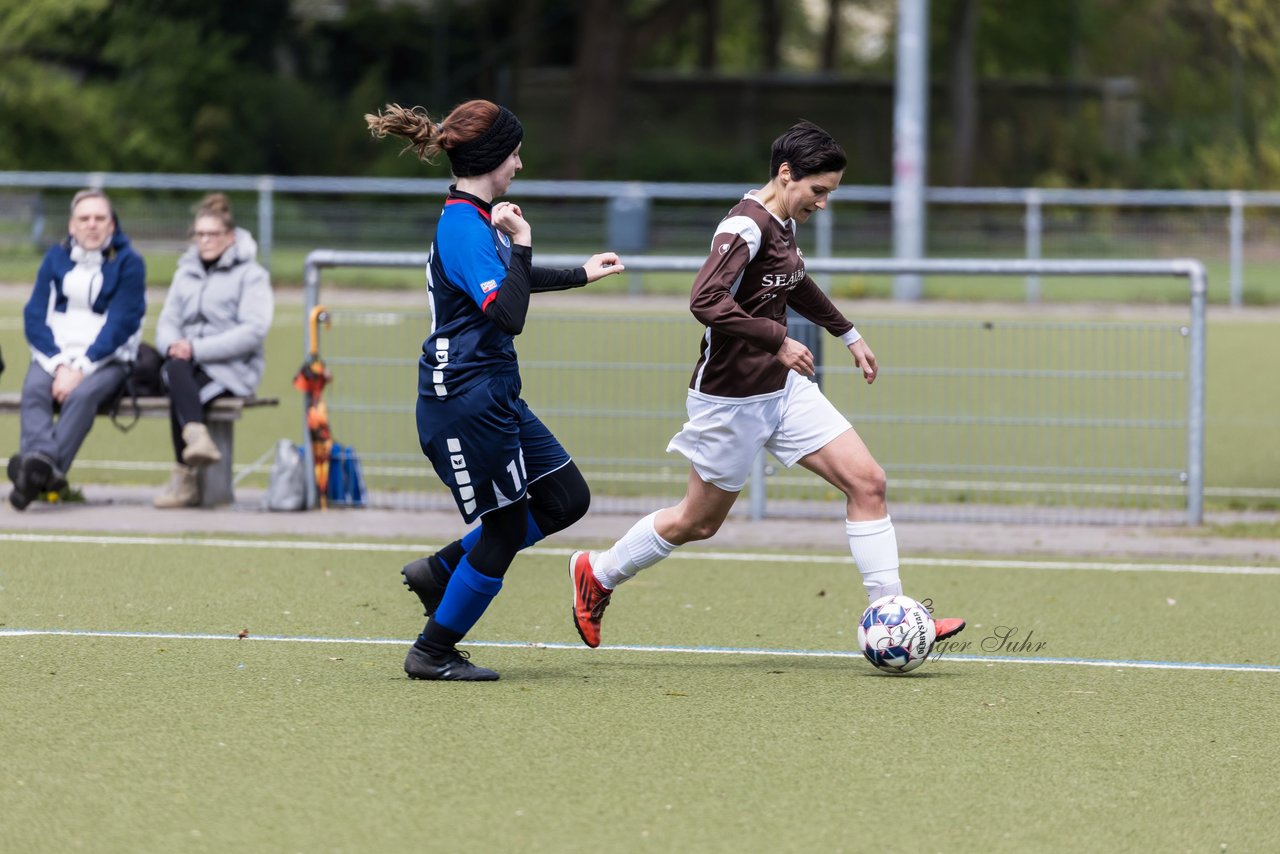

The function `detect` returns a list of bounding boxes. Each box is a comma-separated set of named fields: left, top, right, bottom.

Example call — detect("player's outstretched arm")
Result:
left=529, top=252, right=624, bottom=293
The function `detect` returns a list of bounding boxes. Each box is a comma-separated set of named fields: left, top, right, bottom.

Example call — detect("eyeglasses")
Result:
left=193, top=230, right=228, bottom=241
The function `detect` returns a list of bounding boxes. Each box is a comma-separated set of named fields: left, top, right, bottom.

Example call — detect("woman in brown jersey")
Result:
left=568, top=121, right=965, bottom=650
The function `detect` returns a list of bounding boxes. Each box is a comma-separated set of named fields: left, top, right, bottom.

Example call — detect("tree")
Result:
left=698, top=0, right=720, bottom=71
left=761, top=0, right=782, bottom=71
left=5, top=0, right=1280, bottom=187
left=945, top=0, right=980, bottom=185
left=819, top=0, right=841, bottom=72
left=0, top=0, right=116, bottom=169
left=566, top=0, right=707, bottom=178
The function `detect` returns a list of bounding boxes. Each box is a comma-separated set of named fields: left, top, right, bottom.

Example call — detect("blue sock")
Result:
left=460, top=511, right=545, bottom=554
left=432, top=555, right=503, bottom=636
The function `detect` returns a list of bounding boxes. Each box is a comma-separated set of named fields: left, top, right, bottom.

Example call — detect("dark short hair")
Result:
left=769, top=121, right=847, bottom=179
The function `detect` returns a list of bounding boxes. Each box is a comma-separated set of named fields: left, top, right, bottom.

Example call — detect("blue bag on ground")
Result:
left=327, top=443, right=367, bottom=507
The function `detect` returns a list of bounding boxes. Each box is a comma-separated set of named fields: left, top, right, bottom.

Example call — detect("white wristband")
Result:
left=840, top=326, right=862, bottom=346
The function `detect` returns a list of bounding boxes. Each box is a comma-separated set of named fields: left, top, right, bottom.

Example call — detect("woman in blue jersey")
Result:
left=365, top=100, right=624, bottom=681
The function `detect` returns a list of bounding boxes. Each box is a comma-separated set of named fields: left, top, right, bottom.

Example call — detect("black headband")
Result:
left=447, top=106, right=524, bottom=177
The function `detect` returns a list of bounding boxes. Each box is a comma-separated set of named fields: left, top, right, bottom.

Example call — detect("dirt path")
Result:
left=2, top=485, right=1277, bottom=563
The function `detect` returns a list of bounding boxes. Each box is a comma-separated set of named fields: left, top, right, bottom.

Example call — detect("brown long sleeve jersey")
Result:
left=687, top=192, right=855, bottom=399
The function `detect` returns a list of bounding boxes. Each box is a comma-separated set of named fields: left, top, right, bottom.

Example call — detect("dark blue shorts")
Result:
left=417, top=372, right=571, bottom=523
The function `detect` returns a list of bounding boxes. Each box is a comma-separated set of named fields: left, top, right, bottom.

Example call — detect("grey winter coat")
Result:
left=156, top=228, right=273, bottom=397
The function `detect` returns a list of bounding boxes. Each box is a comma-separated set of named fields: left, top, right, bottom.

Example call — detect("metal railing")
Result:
left=0, top=170, right=1264, bottom=306
left=303, top=251, right=1207, bottom=525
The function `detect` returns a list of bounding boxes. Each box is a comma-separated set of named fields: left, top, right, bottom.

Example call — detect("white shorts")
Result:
left=666, top=371, right=853, bottom=492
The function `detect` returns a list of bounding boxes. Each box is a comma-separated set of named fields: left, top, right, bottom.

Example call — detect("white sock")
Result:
left=594, top=511, right=676, bottom=589
left=846, top=516, right=902, bottom=604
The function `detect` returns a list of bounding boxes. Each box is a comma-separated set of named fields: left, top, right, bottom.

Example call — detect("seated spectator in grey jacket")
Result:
left=153, top=193, right=273, bottom=508
left=7, top=189, right=146, bottom=510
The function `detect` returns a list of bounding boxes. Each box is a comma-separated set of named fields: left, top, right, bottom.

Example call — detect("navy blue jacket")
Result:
left=24, top=221, right=147, bottom=367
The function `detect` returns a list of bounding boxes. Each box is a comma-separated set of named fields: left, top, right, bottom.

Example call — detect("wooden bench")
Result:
left=0, top=392, right=280, bottom=506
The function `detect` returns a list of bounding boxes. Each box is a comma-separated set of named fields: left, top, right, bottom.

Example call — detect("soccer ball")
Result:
left=857, top=595, right=937, bottom=674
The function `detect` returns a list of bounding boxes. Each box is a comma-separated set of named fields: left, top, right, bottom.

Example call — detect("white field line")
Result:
left=1, top=628, right=1278, bottom=674
left=2, top=531, right=1278, bottom=576
left=38, top=458, right=1280, bottom=499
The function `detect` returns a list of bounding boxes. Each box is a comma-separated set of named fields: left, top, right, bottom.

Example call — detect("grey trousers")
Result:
left=19, top=360, right=129, bottom=474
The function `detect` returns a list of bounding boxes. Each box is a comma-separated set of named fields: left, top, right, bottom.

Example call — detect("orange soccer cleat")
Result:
left=569, top=551, right=612, bottom=648
left=919, top=598, right=967, bottom=641
left=933, top=617, right=967, bottom=641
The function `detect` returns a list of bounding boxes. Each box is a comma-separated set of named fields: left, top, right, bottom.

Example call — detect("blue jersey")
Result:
left=420, top=191, right=519, bottom=400
left=412, top=188, right=587, bottom=523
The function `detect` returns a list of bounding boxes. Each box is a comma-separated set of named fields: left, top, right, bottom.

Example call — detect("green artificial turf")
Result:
left=2, top=537, right=1278, bottom=852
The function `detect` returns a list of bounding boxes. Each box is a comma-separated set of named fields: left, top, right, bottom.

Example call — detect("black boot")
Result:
left=404, top=645, right=499, bottom=681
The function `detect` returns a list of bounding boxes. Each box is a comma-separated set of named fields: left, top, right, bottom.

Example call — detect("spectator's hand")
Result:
left=491, top=202, right=531, bottom=244
left=583, top=253, right=625, bottom=283
left=849, top=338, right=877, bottom=384
left=51, top=365, right=84, bottom=403
left=775, top=336, right=816, bottom=378
left=168, top=339, right=194, bottom=361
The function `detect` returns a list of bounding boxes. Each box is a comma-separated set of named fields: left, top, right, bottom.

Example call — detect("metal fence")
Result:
left=0, top=171, right=1273, bottom=306
left=303, top=252, right=1207, bottom=526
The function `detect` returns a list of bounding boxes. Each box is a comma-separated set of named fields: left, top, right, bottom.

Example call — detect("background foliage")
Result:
left=1, top=0, right=1279, bottom=186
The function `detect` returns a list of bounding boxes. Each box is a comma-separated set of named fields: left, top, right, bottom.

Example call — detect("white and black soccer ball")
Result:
left=857, top=595, right=937, bottom=674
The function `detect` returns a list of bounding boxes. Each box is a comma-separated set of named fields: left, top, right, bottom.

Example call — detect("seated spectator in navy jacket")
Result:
left=7, top=189, right=146, bottom=510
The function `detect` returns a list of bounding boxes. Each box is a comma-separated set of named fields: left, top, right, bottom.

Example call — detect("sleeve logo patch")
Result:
left=480, top=279, right=498, bottom=293
left=718, top=242, right=731, bottom=255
